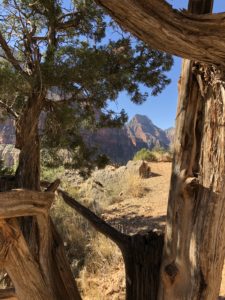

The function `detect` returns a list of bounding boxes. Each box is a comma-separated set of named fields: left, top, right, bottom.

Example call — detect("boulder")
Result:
left=126, top=160, right=151, bottom=178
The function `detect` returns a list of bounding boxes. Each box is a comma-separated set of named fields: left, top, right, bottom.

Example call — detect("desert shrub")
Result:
left=122, top=173, right=146, bottom=198
left=133, top=148, right=157, bottom=162
left=41, top=165, right=65, bottom=182
left=151, top=146, right=167, bottom=153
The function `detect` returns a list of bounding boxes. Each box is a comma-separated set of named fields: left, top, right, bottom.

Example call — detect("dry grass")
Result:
left=51, top=194, right=125, bottom=299
left=122, top=172, right=146, bottom=198
left=50, top=162, right=225, bottom=299
left=49, top=163, right=150, bottom=298
left=78, top=233, right=125, bottom=300
left=51, top=194, right=93, bottom=276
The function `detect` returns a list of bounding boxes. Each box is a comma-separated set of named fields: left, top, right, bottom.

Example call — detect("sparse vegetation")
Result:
left=133, top=148, right=158, bottom=162
left=133, top=148, right=172, bottom=162
left=122, top=173, right=146, bottom=198
left=79, top=233, right=124, bottom=299
left=50, top=177, right=125, bottom=299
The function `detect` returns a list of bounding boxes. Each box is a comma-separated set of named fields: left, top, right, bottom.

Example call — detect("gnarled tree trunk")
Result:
left=0, top=92, right=81, bottom=300
left=15, top=92, right=43, bottom=190
left=159, top=3, right=225, bottom=298
left=161, top=60, right=225, bottom=300
left=94, top=0, right=225, bottom=298
left=122, top=233, right=163, bottom=300
left=59, top=189, right=165, bottom=300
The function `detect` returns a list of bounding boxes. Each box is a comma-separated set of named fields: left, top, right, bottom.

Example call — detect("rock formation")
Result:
left=0, top=114, right=174, bottom=166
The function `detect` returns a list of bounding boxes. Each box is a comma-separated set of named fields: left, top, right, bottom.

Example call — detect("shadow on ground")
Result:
left=150, top=172, right=162, bottom=178
left=105, top=214, right=166, bottom=235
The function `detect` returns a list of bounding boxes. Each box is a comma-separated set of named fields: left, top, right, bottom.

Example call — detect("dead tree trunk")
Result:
left=95, top=1, right=225, bottom=298
left=122, top=233, right=163, bottom=300
left=161, top=60, right=225, bottom=300
left=0, top=92, right=81, bottom=299
left=159, top=2, right=225, bottom=299
left=59, top=189, right=164, bottom=300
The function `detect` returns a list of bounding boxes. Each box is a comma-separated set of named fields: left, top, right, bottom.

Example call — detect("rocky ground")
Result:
left=75, top=162, right=225, bottom=299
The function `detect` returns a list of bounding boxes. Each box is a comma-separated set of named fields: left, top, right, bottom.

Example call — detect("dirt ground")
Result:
left=102, top=162, right=225, bottom=298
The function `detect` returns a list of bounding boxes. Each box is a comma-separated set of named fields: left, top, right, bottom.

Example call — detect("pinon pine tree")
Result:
left=0, top=0, right=173, bottom=299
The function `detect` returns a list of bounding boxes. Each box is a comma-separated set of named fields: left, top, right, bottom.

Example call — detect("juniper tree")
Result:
left=0, top=0, right=172, bottom=176
left=0, top=0, right=173, bottom=299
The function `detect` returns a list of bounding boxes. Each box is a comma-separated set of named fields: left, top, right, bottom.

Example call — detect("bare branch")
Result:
left=56, top=12, right=82, bottom=30
left=32, top=36, right=48, bottom=41
left=45, top=179, right=61, bottom=192
left=0, top=189, right=54, bottom=218
left=58, top=189, right=129, bottom=248
left=0, top=100, right=18, bottom=119
left=95, top=0, right=225, bottom=66
left=58, top=12, right=78, bottom=22
left=0, top=31, right=31, bottom=81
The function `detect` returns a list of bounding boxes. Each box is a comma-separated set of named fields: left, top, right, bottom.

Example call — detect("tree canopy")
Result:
left=0, top=0, right=173, bottom=172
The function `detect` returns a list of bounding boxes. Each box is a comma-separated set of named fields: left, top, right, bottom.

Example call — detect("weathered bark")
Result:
left=0, top=91, right=82, bottom=299
left=59, top=189, right=164, bottom=300
left=158, top=0, right=225, bottom=297
left=122, top=233, right=164, bottom=300
left=160, top=59, right=225, bottom=300
left=0, top=190, right=53, bottom=218
left=15, top=93, right=43, bottom=190
left=0, top=219, right=52, bottom=300
left=95, top=0, right=225, bottom=66
left=96, top=0, right=225, bottom=298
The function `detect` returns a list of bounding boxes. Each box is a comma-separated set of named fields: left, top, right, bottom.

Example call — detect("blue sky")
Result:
left=108, top=0, right=223, bottom=129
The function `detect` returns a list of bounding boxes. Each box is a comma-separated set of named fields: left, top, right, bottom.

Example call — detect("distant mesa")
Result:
left=0, top=114, right=174, bottom=166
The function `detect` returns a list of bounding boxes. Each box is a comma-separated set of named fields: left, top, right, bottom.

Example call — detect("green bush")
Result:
left=133, top=148, right=157, bottom=162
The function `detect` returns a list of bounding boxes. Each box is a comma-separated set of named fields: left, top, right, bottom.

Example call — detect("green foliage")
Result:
left=0, top=0, right=173, bottom=173
left=40, top=165, right=65, bottom=182
left=151, top=146, right=167, bottom=154
left=133, top=148, right=157, bottom=162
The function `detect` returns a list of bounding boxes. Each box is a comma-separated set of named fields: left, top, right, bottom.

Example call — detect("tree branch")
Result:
left=45, top=179, right=61, bottom=192
left=2, top=219, right=53, bottom=300
left=56, top=12, right=82, bottom=30
left=58, top=189, right=129, bottom=248
left=95, top=0, right=225, bottom=66
left=32, top=36, right=48, bottom=41
left=0, top=190, right=54, bottom=218
left=0, top=100, right=18, bottom=119
left=0, top=31, right=31, bottom=81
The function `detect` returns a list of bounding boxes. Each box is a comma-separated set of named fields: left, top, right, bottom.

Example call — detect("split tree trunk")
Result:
left=59, top=189, right=164, bottom=300
left=159, top=2, right=225, bottom=299
left=161, top=60, right=225, bottom=300
left=0, top=92, right=81, bottom=300
left=122, top=232, right=163, bottom=300
left=95, top=0, right=225, bottom=298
